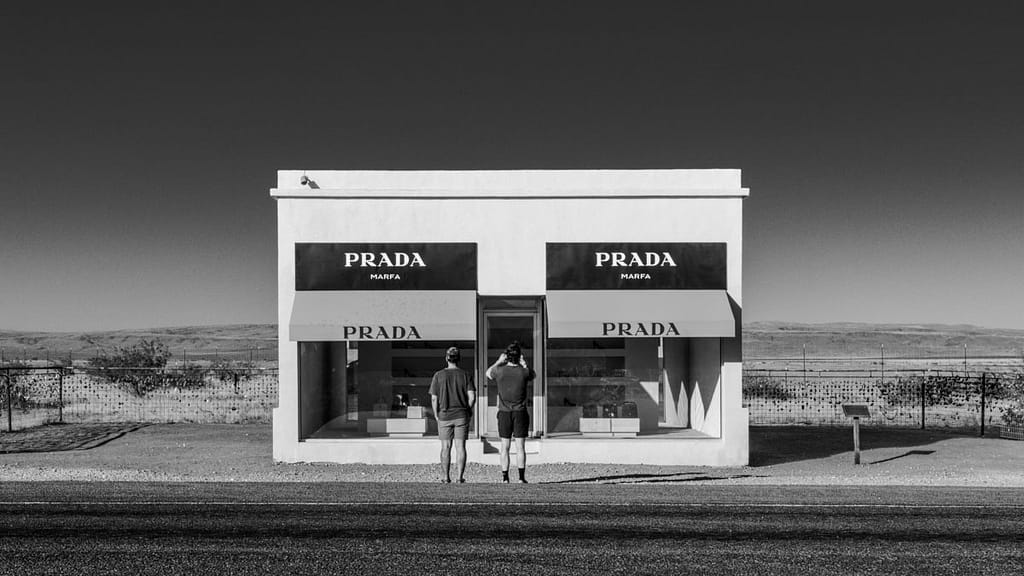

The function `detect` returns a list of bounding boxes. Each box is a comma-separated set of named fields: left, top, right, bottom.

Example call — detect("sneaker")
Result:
left=518, top=478, right=529, bottom=484
left=441, top=478, right=451, bottom=484
left=458, top=478, right=466, bottom=484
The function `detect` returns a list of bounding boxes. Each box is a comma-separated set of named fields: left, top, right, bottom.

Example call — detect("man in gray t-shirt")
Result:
left=430, top=346, right=476, bottom=484
left=486, top=341, right=535, bottom=483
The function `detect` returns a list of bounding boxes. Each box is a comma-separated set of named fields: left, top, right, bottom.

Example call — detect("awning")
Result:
left=289, top=291, right=476, bottom=341
left=546, top=290, right=735, bottom=338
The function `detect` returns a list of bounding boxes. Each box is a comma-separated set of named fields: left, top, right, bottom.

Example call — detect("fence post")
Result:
left=963, top=344, right=968, bottom=379
left=880, top=344, right=884, bottom=386
left=58, top=369, right=65, bottom=424
left=802, top=344, right=806, bottom=386
left=920, top=377, right=926, bottom=430
left=5, top=368, right=11, bottom=433
left=979, top=372, right=986, bottom=437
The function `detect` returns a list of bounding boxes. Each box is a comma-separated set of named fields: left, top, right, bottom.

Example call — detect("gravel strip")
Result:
left=1, top=423, right=1022, bottom=486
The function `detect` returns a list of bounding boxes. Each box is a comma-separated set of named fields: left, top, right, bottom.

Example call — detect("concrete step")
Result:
left=479, top=437, right=542, bottom=455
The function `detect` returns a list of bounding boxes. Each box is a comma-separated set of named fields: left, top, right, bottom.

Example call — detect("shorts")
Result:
left=497, top=410, right=530, bottom=439
left=438, top=417, right=470, bottom=441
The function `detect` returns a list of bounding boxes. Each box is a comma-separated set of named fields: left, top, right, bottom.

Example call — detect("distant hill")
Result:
left=1, top=322, right=1021, bottom=362
left=744, top=321, right=1024, bottom=359
left=0, top=324, right=277, bottom=363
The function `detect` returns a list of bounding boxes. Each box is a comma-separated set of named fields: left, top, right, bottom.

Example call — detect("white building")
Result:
left=271, top=170, right=749, bottom=465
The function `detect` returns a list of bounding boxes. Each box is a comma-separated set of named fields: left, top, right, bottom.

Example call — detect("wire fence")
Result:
left=1, top=366, right=277, bottom=431
left=0, top=346, right=276, bottom=367
left=2, top=361, right=1022, bottom=434
left=743, top=369, right=1023, bottom=433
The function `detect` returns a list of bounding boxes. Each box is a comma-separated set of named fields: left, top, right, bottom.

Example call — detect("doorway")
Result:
left=478, top=298, right=544, bottom=438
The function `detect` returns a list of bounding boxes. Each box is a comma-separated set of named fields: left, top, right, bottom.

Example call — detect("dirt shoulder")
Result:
left=1, top=423, right=1022, bottom=486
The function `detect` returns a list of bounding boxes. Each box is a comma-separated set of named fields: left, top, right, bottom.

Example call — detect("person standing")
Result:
left=486, top=341, right=536, bottom=483
left=430, top=346, right=476, bottom=484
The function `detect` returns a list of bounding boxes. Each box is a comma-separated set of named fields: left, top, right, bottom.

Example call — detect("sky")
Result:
left=1, top=1, right=1022, bottom=331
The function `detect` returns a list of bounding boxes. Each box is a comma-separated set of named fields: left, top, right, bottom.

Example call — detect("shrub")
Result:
left=0, top=362, right=35, bottom=412
left=877, top=378, right=916, bottom=406
left=86, top=340, right=207, bottom=397
left=209, top=358, right=256, bottom=384
left=879, top=375, right=968, bottom=408
left=999, top=371, right=1024, bottom=427
left=742, top=376, right=792, bottom=401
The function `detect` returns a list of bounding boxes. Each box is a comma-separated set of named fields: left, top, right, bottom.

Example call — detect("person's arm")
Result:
left=486, top=353, right=507, bottom=380
left=520, top=355, right=536, bottom=381
left=429, top=374, right=439, bottom=419
left=467, top=374, right=477, bottom=410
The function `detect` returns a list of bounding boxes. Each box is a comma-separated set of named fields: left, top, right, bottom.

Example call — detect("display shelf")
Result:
left=579, top=417, right=640, bottom=437
left=367, top=417, right=429, bottom=437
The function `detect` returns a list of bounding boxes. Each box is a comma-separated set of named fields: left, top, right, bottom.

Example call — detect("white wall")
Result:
left=273, top=170, right=748, bottom=465
left=276, top=196, right=743, bottom=298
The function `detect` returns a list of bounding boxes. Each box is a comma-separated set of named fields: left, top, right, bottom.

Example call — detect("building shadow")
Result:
left=545, top=472, right=764, bottom=484
left=749, top=426, right=971, bottom=467
left=868, top=449, right=935, bottom=465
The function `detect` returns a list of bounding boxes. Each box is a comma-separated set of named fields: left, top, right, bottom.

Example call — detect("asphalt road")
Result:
left=2, top=484, right=1022, bottom=575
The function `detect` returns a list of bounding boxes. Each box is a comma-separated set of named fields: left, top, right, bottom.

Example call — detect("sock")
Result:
left=502, top=470, right=509, bottom=481
left=518, top=468, right=526, bottom=481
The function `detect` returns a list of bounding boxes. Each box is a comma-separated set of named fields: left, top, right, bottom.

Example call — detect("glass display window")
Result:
left=546, top=337, right=684, bottom=437
left=298, top=340, right=476, bottom=439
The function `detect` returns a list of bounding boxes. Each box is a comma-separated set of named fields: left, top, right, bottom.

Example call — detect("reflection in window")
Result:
left=299, top=341, right=475, bottom=439
left=546, top=338, right=666, bottom=437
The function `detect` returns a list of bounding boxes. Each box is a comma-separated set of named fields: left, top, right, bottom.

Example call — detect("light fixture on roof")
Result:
left=300, top=172, right=319, bottom=189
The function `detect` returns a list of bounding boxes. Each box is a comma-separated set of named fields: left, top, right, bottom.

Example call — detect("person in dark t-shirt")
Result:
left=430, top=346, right=476, bottom=484
left=486, top=341, right=535, bottom=483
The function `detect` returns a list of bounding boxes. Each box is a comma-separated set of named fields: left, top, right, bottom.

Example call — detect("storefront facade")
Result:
left=272, top=170, right=748, bottom=465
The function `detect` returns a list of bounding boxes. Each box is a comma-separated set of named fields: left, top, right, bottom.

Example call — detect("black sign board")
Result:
left=546, top=243, right=726, bottom=290
left=842, top=404, right=871, bottom=418
left=296, top=243, right=477, bottom=291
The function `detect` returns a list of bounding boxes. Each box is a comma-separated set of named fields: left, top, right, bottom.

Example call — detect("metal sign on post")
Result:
left=842, top=404, right=871, bottom=464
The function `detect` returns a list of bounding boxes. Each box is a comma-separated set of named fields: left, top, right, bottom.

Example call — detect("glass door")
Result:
left=478, top=299, right=543, bottom=438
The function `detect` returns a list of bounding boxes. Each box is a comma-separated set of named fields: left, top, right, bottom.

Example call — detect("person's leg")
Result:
left=440, top=438, right=453, bottom=482
left=514, top=410, right=529, bottom=483
left=499, top=437, right=511, bottom=482
left=515, top=437, right=526, bottom=476
left=497, top=411, right=512, bottom=482
left=454, top=419, right=468, bottom=482
left=454, top=438, right=467, bottom=482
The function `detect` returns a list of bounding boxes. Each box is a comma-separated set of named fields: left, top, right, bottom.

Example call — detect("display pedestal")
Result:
left=367, top=418, right=428, bottom=437
left=579, top=417, right=640, bottom=437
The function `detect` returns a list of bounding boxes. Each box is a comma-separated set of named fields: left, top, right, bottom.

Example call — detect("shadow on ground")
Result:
left=0, top=423, right=988, bottom=471
left=0, top=423, right=147, bottom=454
left=545, top=472, right=766, bottom=484
left=748, top=426, right=974, bottom=466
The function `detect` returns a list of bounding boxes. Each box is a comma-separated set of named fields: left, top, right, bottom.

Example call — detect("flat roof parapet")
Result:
left=272, top=169, right=747, bottom=198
